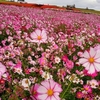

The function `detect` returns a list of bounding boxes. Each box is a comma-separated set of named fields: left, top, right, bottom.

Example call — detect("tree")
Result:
left=0, top=0, right=7, bottom=1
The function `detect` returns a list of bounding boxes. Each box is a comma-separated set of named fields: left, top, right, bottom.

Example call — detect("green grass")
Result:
left=78, top=8, right=100, bottom=15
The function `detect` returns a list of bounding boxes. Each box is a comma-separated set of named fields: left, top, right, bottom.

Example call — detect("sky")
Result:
left=19, top=0, right=100, bottom=11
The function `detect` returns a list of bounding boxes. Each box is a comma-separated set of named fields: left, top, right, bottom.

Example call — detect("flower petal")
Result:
left=95, top=58, right=100, bottom=63
left=53, top=84, right=62, bottom=92
left=0, top=71, right=2, bottom=79
left=0, top=62, right=6, bottom=74
left=94, top=51, right=100, bottom=59
left=82, top=51, right=90, bottom=58
left=37, top=86, right=47, bottom=93
left=49, top=79, right=56, bottom=89
left=53, top=93, right=61, bottom=100
left=79, top=58, right=88, bottom=64
left=37, top=94, right=48, bottom=100
left=41, top=80, right=50, bottom=89
left=94, top=63, right=100, bottom=72
left=50, top=95, right=57, bottom=100
left=30, top=32, right=37, bottom=39
left=82, top=62, right=90, bottom=70
left=30, top=39, right=39, bottom=43
left=45, top=96, right=51, bottom=100
left=41, top=30, right=47, bottom=38
left=40, top=39, right=46, bottom=43
left=89, top=47, right=96, bottom=57
left=35, top=29, right=41, bottom=36
left=88, top=64, right=95, bottom=74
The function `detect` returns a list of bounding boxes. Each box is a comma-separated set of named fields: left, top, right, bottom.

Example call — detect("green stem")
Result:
left=61, top=81, right=72, bottom=99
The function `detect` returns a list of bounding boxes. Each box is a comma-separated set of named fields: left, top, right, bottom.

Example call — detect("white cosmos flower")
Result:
left=79, top=47, right=100, bottom=74
left=42, top=72, right=53, bottom=80
left=21, top=78, right=31, bottom=88
left=55, top=56, right=61, bottom=64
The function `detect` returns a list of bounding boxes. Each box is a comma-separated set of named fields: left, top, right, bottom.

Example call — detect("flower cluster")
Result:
left=0, top=4, right=100, bottom=100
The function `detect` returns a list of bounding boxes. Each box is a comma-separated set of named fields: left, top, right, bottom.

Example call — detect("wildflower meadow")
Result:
left=0, top=4, right=100, bottom=100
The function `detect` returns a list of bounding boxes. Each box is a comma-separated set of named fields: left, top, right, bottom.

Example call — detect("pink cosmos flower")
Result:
left=39, top=56, right=47, bottom=66
left=30, top=29, right=47, bottom=44
left=37, top=79, right=62, bottom=100
left=31, top=84, right=39, bottom=100
left=84, top=93, right=94, bottom=100
left=76, top=91, right=83, bottom=99
left=62, top=55, right=74, bottom=72
left=13, top=61, right=22, bottom=74
left=88, top=79, right=99, bottom=89
left=83, top=85, right=92, bottom=93
left=79, top=47, right=100, bottom=74
left=14, top=61, right=22, bottom=68
left=62, top=55, right=68, bottom=62
left=65, top=59, right=74, bottom=70
left=53, top=44, right=58, bottom=50
left=83, top=69, right=98, bottom=78
left=0, top=62, right=7, bottom=79
left=62, top=55, right=74, bottom=69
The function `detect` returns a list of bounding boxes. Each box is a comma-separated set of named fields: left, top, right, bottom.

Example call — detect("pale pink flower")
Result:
left=13, top=61, right=23, bottom=74
left=57, top=68, right=66, bottom=81
left=37, top=79, right=62, bottom=100
left=54, top=56, right=61, bottom=64
left=30, top=29, right=47, bottom=44
left=94, top=45, right=100, bottom=52
left=79, top=47, right=100, bottom=74
left=53, top=44, right=58, bottom=50
left=75, top=70, right=82, bottom=75
left=77, top=51, right=83, bottom=57
left=88, top=79, right=99, bottom=89
left=0, top=62, right=7, bottom=79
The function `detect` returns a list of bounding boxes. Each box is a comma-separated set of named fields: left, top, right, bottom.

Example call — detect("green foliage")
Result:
left=0, top=0, right=7, bottom=2
left=54, top=23, right=67, bottom=33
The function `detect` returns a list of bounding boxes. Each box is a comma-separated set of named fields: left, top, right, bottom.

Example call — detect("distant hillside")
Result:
left=0, top=1, right=100, bottom=15
left=77, top=8, right=100, bottom=15
left=0, top=1, right=66, bottom=10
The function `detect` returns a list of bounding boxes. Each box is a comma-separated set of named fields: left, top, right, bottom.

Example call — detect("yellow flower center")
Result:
left=47, top=89, right=54, bottom=96
left=85, top=98, right=89, bottom=100
left=85, top=87, right=89, bottom=91
left=78, top=94, right=81, bottom=98
left=33, top=90, right=37, bottom=95
left=25, top=79, right=29, bottom=84
left=88, top=57, right=94, bottom=63
left=37, top=36, right=42, bottom=40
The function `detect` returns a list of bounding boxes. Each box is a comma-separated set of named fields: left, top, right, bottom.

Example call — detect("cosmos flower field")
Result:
left=0, top=4, right=100, bottom=100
